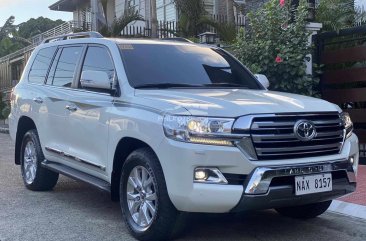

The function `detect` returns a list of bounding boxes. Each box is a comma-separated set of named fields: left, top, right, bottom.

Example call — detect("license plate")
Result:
left=295, top=173, right=332, bottom=196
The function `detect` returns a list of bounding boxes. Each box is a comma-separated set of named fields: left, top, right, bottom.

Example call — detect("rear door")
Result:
left=63, top=45, right=116, bottom=175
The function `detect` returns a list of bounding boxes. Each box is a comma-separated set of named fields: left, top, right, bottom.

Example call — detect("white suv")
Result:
left=9, top=32, right=359, bottom=240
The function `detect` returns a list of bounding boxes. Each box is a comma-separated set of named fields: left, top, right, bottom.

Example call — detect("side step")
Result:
left=42, top=160, right=111, bottom=192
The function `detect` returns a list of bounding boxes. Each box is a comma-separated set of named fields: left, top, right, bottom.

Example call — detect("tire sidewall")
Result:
left=120, top=152, right=161, bottom=237
left=20, top=130, right=41, bottom=188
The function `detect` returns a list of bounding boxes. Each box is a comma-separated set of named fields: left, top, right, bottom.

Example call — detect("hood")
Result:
left=135, top=89, right=340, bottom=117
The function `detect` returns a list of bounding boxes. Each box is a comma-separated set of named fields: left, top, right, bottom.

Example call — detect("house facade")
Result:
left=49, top=0, right=246, bottom=31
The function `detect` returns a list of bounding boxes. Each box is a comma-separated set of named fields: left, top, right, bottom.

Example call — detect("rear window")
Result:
left=119, top=44, right=262, bottom=89
left=28, top=47, right=57, bottom=84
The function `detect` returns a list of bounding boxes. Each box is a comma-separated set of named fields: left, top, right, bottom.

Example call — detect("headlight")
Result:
left=163, top=115, right=235, bottom=146
left=340, top=112, right=353, bottom=138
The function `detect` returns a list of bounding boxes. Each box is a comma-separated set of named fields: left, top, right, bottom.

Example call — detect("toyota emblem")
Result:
left=294, top=120, right=317, bottom=141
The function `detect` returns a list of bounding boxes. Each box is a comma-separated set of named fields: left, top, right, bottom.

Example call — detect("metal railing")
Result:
left=30, top=21, right=92, bottom=45
left=0, top=20, right=91, bottom=63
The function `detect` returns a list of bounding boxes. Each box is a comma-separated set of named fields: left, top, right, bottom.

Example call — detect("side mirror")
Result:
left=80, top=70, right=112, bottom=90
left=255, top=74, right=270, bottom=89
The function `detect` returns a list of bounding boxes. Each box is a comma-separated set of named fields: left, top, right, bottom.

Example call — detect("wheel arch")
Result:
left=15, top=116, right=37, bottom=165
left=111, top=137, right=158, bottom=201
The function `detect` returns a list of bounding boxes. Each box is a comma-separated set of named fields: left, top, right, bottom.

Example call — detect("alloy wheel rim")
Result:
left=23, top=141, right=37, bottom=184
left=126, top=166, right=158, bottom=228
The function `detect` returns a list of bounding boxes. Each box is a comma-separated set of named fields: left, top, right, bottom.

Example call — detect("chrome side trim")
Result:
left=45, top=146, right=106, bottom=171
left=245, top=160, right=355, bottom=195
left=112, top=100, right=164, bottom=115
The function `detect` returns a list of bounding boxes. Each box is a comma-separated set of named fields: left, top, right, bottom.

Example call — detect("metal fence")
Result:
left=120, top=14, right=246, bottom=38
left=30, top=21, right=92, bottom=46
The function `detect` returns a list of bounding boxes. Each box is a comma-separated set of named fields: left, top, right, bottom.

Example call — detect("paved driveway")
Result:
left=0, top=133, right=366, bottom=241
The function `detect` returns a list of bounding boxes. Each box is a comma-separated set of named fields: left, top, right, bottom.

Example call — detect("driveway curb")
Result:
left=328, top=200, right=366, bottom=220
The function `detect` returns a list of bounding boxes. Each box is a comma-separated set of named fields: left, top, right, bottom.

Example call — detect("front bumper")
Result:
left=158, top=134, right=359, bottom=213
left=231, top=159, right=356, bottom=212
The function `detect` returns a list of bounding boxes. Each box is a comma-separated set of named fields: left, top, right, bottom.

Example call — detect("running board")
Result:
left=42, top=160, right=111, bottom=192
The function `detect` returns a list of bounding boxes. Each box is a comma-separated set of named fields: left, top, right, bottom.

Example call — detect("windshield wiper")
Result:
left=202, top=83, right=248, bottom=88
left=134, top=83, right=201, bottom=89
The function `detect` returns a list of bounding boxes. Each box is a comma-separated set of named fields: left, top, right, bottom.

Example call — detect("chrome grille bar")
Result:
left=233, top=113, right=345, bottom=160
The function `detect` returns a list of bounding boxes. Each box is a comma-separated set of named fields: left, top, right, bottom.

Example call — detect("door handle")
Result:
left=65, top=105, right=78, bottom=112
left=33, top=97, right=43, bottom=104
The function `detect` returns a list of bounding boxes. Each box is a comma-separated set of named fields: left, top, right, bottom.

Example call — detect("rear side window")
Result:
left=28, top=47, right=56, bottom=84
left=52, top=46, right=83, bottom=88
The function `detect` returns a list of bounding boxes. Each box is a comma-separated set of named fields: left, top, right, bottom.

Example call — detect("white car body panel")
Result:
left=8, top=37, right=359, bottom=213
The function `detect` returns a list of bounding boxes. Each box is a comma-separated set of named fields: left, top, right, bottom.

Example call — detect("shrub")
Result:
left=234, top=0, right=319, bottom=96
left=0, top=93, right=5, bottom=119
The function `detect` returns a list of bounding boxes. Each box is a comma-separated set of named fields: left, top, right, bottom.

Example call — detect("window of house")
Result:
left=79, top=46, right=115, bottom=92
left=157, top=0, right=176, bottom=22
left=52, top=46, right=83, bottom=88
left=28, top=47, right=57, bottom=84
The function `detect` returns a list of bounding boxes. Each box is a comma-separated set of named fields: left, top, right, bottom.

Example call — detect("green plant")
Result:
left=315, top=0, right=358, bottom=32
left=173, top=0, right=207, bottom=38
left=111, top=6, right=144, bottom=37
left=1, top=105, right=10, bottom=119
left=234, top=0, right=319, bottom=96
left=0, top=92, right=7, bottom=120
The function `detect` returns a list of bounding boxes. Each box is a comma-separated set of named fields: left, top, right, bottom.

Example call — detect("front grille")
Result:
left=249, top=113, right=345, bottom=160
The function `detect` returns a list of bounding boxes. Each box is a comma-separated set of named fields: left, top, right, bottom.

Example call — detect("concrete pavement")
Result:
left=1, top=133, right=366, bottom=241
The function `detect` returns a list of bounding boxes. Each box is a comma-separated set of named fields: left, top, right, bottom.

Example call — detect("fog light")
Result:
left=349, top=157, right=354, bottom=165
left=195, top=170, right=208, bottom=180
left=194, top=167, right=228, bottom=184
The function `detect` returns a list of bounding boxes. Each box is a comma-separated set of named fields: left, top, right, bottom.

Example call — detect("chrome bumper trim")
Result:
left=245, top=159, right=355, bottom=195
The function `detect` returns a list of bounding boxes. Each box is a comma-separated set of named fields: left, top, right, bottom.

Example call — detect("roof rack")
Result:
left=42, top=31, right=103, bottom=44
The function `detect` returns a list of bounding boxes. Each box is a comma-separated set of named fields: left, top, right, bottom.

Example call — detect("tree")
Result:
left=0, top=16, right=29, bottom=58
left=173, top=0, right=208, bottom=37
left=0, top=16, right=65, bottom=58
left=315, top=0, right=359, bottom=32
left=0, top=16, right=16, bottom=42
left=235, top=0, right=319, bottom=96
left=17, top=17, right=65, bottom=39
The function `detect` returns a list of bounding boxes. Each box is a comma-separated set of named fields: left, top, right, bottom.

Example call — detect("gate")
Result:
left=316, top=25, right=366, bottom=154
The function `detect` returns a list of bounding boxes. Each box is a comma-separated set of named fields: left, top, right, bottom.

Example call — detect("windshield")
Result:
left=119, top=44, right=263, bottom=90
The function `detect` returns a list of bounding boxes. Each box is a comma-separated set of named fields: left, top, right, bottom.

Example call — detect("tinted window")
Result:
left=28, top=47, right=56, bottom=84
left=46, top=49, right=61, bottom=85
left=80, top=46, right=115, bottom=89
left=52, top=46, right=83, bottom=87
left=119, top=44, right=262, bottom=89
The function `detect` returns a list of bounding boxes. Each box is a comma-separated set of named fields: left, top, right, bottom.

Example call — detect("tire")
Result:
left=275, top=200, right=332, bottom=219
left=20, top=129, right=59, bottom=191
left=120, top=147, right=184, bottom=241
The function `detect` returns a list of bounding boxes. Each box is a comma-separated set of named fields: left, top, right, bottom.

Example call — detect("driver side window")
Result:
left=79, top=46, right=116, bottom=92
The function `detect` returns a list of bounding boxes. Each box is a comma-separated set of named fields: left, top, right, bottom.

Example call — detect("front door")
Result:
left=64, top=45, right=116, bottom=175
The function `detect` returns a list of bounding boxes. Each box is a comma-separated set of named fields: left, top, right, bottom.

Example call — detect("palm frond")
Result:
left=111, top=6, right=144, bottom=36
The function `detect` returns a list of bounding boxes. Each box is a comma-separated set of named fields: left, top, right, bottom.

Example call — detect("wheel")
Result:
left=20, top=129, right=59, bottom=191
left=120, top=148, right=184, bottom=241
left=275, top=200, right=332, bottom=219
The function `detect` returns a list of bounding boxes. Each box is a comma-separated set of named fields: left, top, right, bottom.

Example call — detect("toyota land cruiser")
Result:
left=9, top=32, right=359, bottom=241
